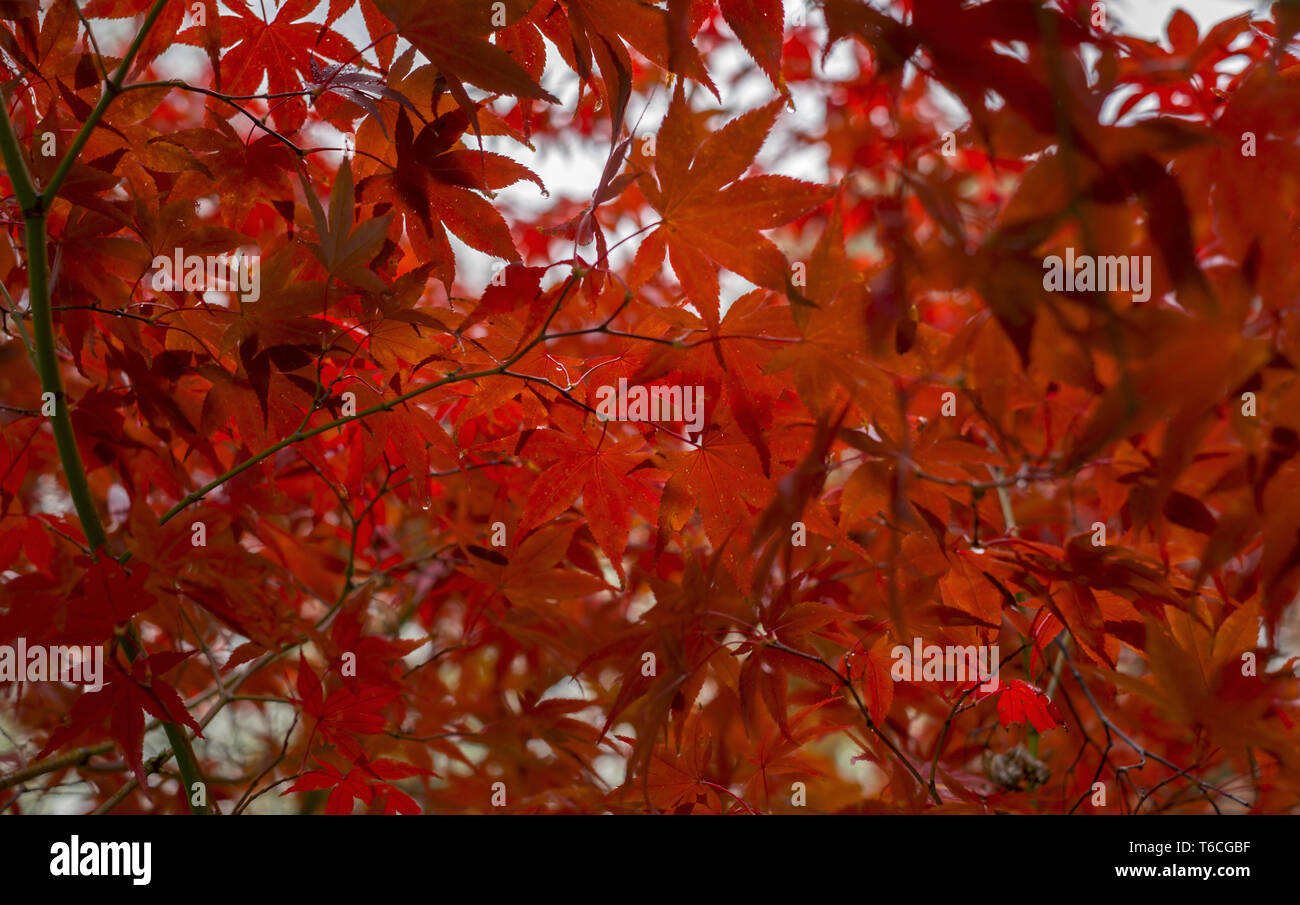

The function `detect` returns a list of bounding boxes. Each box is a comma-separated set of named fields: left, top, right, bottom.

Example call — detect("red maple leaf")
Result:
left=974, top=679, right=1066, bottom=733
left=39, top=650, right=203, bottom=787
left=219, top=0, right=358, bottom=131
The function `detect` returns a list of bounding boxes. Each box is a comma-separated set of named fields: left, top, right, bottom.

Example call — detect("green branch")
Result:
left=20, top=217, right=108, bottom=550
left=0, top=104, right=37, bottom=214
left=0, top=0, right=208, bottom=814
left=41, top=0, right=169, bottom=202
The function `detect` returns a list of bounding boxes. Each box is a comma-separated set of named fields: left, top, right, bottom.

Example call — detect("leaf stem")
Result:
left=20, top=218, right=107, bottom=551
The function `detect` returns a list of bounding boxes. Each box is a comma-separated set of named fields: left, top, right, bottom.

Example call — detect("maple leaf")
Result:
left=659, top=419, right=772, bottom=583
left=219, top=0, right=359, bottom=132
left=39, top=651, right=203, bottom=787
left=305, top=59, right=421, bottom=139
left=369, top=0, right=558, bottom=139
left=461, top=521, right=612, bottom=611
left=1113, top=11, right=1255, bottom=119
left=285, top=756, right=431, bottom=814
left=641, top=714, right=731, bottom=813
left=517, top=425, right=659, bottom=585
left=358, top=107, right=542, bottom=289
left=296, top=655, right=397, bottom=760
left=60, top=558, right=157, bottom=645
left=974, top=679, right=1065, bottom=733
left=300, top=159, right=392, bottom=293
left=285, top=762, right=373, bottom=815
left=845, top=639, right=896, bottom=727
left=567, top=0, right=717, bottom=105
left=639, top=88, right=832, bottom=328
left=718, top=0, right=787, bottom=91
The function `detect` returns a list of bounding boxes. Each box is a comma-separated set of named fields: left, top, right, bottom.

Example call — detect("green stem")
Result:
left=23, top=218, right=107, bottom=551
left=0, top=110, right=36, bottom=214
left=42, top=0, right=169, bottom=202
left=0, top=0, right=208, bottom=814
left=21, top=220, right=210, bottom=814
left=119, top=630, right=210, bottom=814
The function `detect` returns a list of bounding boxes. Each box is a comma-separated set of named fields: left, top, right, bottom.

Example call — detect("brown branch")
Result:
left=764, top=640, right=941, bottom=806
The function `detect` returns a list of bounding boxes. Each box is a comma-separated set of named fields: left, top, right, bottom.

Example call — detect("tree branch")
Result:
left=41, top=0, right=170, bottom=202
left=765, top=640, right=941, bottom=806
left=0, top=743, right=113, bottom=792
left=0, top=0, right=210, bottom=815
left=150, top=270, right=583, bottom=530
